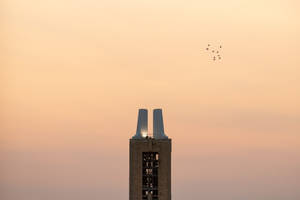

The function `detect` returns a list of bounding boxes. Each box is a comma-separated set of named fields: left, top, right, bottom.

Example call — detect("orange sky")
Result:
left=1, top=0, right=300, bottom=199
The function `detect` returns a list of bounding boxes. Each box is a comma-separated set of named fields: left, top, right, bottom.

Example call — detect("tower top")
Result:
left=153, top=109, right=168, bottom=139
left=132, top=109, right=148, bottom=139
left=132, top=109, right=169, bottom=139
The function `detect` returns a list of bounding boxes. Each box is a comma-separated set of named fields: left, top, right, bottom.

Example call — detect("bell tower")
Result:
left=129, top=109, right=171, bottom=200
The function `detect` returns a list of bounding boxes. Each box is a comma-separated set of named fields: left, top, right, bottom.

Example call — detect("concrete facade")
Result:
left=129, top=138, right=172, bottom=200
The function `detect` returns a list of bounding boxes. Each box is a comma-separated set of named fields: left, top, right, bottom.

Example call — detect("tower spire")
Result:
left=132, top=109, right=148, bottom=139
left=153, top=109, right=168, bottom=139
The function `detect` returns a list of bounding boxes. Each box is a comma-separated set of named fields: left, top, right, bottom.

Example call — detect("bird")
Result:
left=204, top=44, right=223, bottom=61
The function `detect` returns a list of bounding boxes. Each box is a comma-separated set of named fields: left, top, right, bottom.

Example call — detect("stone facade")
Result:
left=129, top=138, right=171, bottom=200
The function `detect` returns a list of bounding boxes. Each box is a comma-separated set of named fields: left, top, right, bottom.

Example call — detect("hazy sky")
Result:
left=1, top=0, right=300, bottom=200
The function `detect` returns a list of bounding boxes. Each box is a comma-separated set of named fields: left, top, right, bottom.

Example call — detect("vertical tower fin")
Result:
left=132, top=109, right=148, bottom=139
left=153, top=109, right=168, bottom=139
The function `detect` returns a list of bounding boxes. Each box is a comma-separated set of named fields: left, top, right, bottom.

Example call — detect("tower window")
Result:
left=142, top=152, right=159, bottom=200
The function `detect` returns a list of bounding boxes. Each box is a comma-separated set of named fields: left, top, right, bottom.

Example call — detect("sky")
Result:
left=1, top=0, right=300, bottom=199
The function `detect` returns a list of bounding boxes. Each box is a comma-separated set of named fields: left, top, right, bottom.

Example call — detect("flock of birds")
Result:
left=206, top=44, right=222, bottom=61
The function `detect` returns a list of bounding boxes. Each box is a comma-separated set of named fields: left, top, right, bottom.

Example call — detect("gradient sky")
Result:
left=1, top=0, right=300, bottom=200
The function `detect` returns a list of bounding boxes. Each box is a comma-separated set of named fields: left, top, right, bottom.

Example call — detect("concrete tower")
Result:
left=130, top=109, right=171, bottom=200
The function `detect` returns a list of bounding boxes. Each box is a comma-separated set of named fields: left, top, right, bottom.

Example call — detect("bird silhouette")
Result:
left=204, top=44, right=222, bottom=61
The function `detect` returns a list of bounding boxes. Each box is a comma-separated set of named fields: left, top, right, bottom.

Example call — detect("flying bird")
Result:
left=204, top=44, right=223, bottom=61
